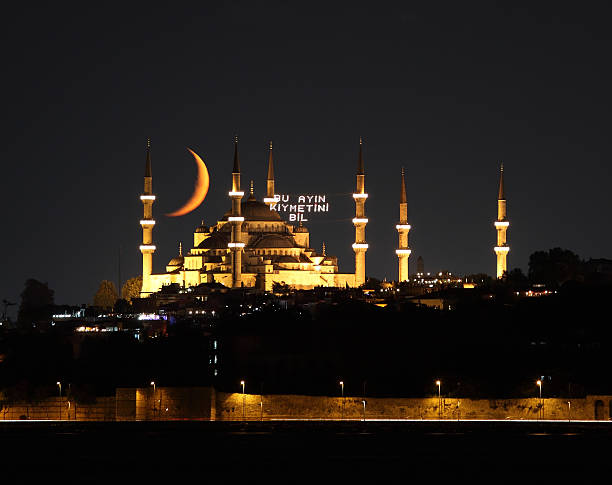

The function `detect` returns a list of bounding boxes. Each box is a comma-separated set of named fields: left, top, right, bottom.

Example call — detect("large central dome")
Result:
left=223, top=198, right=281, bottom=222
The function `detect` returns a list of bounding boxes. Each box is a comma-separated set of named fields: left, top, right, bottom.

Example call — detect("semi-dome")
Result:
left=197, top=231, right=230, bottom=249
left=251, top=233, right=298, bottom=248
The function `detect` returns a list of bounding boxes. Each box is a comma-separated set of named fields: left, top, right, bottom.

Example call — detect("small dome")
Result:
left=195, top=220, right=209, bottom=233
left=167, top=256, right=184, bottom=266
left=294, top=225, right=309, bottom=233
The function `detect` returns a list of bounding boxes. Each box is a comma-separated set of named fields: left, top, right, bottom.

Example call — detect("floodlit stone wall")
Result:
left=1, top=388, right=611, bottom=421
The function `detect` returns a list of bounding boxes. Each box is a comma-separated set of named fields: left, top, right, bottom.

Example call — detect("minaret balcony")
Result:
left=352, top=218, right=369, bottom=224
left=228, top=216, right=245, bottom=222
left=139, top=245, right=156, bottom=251
left=494, top=246, right=510, bottom=253
left=352, top=193, right=368, bottom=199
left=228, top=242, right=245, bottom=248
left=396, top=249, right=412, bottom=255
left=229, top=191, right=245, bottom=197
left=494, top=221, right=510, bottom=228
left=140, top=195, right=156, bottom=201
left=263, top=197, right=276, bottom=204
left=352, top=243, right=369, bottom=249
left=396, top=224, right=411, bottom=230
left=140, top=220, right=156, bottom=226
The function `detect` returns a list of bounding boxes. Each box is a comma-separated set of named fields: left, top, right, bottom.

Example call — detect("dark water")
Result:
left=1, top=420, right=611, bottom=483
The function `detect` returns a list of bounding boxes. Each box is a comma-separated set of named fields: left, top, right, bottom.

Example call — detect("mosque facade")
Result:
left=139, top=139, right=362, bottom=296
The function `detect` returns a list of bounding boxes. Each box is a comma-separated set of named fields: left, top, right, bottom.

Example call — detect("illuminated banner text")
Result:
left=270, top=194, right=329, bottom=222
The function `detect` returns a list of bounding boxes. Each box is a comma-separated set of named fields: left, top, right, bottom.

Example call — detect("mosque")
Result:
left=138, top=138, right=509, bottom=297
left=139, top=138, right=374, bottom=296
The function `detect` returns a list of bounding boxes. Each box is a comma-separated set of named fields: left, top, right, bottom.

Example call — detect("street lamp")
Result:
left=56, top=382, right=62, bottom=420
left=150, top=381, right=156, bottom=420
left=362, top=400, right=366, bottom=421
left=567, top=400, right=571, bottom=422
left=339, top=381, right=344, bottom=420
left=240, top=380, right=245, bottom=420
left=536, top=379, right=542, bottom=420
left=436, top=380, right=441, bottom=419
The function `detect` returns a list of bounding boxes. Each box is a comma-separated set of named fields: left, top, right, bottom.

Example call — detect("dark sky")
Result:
left=2, top=2, right=611, bottom=310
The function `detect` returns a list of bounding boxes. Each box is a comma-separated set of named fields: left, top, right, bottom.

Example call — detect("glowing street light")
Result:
left=339, top=381, right=345, bottom=420
left=56, top=382, right=62, bottom=420
left=240, top=380, right=245, bottom=420
left=436, top=380, right=441, bottom=419
left=536, top=379, right=542, bottom=419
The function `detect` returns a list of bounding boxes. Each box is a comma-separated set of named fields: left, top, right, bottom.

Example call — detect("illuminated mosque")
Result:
left=139, top=138, right=370, bottom=296
left=138, top=137, right=509, bottom=297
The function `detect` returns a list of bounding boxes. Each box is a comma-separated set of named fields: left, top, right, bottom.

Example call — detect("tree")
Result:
left=505, top=268, right=529, bottom=290
left=272, top=281, right=291, bottom=295
left=528, top=248, right=582, bottom=286
left=17, top=279, right=54, bottom=327
left=93, top=280, right=118, bottom=309
left=121, top=276, right=142, bottom=302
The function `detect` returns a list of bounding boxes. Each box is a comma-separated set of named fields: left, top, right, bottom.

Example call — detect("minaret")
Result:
left=494, top=163, right=509, bottom=278
left=396, top=168, right=412, bottom=281
left=352, top=137, right=368, bottom=286
left=263, top=141, right=276, bottom=206
left=139, top=139, right=156, bottom=296
left=228, top=136, right=245, bottom=288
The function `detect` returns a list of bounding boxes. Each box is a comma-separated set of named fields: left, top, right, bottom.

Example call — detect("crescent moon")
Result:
left=166, top=148, right=210, bottom=217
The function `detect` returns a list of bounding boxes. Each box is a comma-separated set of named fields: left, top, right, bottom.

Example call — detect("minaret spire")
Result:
left=352, top=137, right=368, bottom=287
left=229, top=136, right=245, bottom=288
left=396, top=167, right=411, bottom=282
left=498, top=163, right=505, bottom=200
left=494, top=163, right=509, bottom=278
left=140, top=139, right=156, bottom=296
left=232, top=135, right=240, bottom=174
left=264, top=140, right=276, bottom=206
left=357, top=137, right=364, bottom=175
left=145, top=138, right=152, bottom=177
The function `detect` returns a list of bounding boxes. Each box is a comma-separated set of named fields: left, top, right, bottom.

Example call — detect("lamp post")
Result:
left=567, top=400, right=571, bottom=422
left=150, top=381, right=156, bottom=420
left=536, top=379, right=542, bottom=420
left=436, top=380, right=441, bottom=419
left=240, top=380, right=245, bottom=421
left=339, top=381, right=344, bottom=420
left=56, top=382, right=62, bottom=420
left=362, top=400, right=366, bottom=421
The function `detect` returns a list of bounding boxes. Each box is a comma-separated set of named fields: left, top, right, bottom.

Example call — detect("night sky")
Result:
left=2, top=3, right=611, bottom=311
